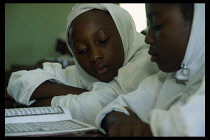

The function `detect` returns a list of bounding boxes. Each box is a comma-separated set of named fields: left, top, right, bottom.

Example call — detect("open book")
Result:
left=5, top=106, right=97, bottom=137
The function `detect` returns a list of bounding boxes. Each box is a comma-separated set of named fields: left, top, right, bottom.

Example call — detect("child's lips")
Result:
left=151, top=55, right=158, bottom=62
left=95, top=65, right=110, bottom=75
left=148, top=50, right=158, bottom=62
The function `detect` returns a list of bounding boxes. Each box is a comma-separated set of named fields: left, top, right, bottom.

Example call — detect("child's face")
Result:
left=69, top=10, right=124, bottom=82
left=145, top=4, right=192, bottom=72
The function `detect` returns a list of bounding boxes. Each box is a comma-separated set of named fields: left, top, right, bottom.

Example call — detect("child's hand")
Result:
left=101, top=108, right=152, bottom=136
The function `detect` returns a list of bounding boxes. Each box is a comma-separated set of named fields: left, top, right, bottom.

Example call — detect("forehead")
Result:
left=146, top=4, right=179, bottom=20
left=70, top=9, right=115, bottom=32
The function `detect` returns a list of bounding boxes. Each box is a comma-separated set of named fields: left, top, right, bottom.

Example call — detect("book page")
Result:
left=5, top=106, right=72, bottom=124
left=5, top=120, right=97, bottom=136
left=5, top=106, right=97, bottom=136
left=5, top=106, right=64, bottom=117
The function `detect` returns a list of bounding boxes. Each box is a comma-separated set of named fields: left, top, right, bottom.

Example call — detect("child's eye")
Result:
left=98, top=38, right=109, bottom=45
left=152, top=24, right=162, bottom=31
left=77, top=48, right=87, bottom=54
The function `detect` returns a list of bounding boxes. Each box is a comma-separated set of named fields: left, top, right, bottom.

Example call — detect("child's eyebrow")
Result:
left=92, top=28, right=103, bottom=35
left=92, top=27, right=111, bottom=36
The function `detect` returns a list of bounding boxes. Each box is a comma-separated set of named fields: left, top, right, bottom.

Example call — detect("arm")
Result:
left=30, top=80, right=88, bottom=100
left=101, top=108, right=152, bottom=136
left=30, top=98, right=52, bottom=107
left=28, top=80, right=88, bottom=107
left=7, top=63, right=87, bottom=106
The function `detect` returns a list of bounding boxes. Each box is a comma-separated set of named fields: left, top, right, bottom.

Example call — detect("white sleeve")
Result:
left=150, top=79, right=205, bottom=136
left=51, top=82, right=121, bottom=126
left=95, top=72, right=166, bottom=133
left=94, top=85, right=157, bottom=134
left=7, top=62, right=81, bottom=106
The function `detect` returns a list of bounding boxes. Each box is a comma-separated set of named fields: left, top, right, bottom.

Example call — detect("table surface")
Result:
left=47, top=131, right=106, bottom=137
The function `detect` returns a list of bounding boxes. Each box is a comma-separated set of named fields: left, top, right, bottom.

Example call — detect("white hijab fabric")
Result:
left=7, top=3, right=159, bottom=126
left=95, top=4, right=205, bottom=136
left=65, top=3, right=154, bottom=90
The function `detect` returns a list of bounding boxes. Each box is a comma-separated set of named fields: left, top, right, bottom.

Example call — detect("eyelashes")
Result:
left=75, top=38, right=110, bottom=55
left=152, top=24, right=162, bottom=31
left=77, top=48, right=87, bottom=54
left=98, top=38, right=109, bottom=45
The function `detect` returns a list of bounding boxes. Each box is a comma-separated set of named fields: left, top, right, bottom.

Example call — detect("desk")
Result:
left=5, top=102, right=107, bottom=137
left=47, top=131, right=106, bottom=137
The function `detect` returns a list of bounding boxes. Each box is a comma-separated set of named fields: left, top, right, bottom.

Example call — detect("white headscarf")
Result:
left=65, top=3, right=158, bottom=91
left=95, top=3, right=205, bottom=136
left=175, top=4, right=205, bottom=83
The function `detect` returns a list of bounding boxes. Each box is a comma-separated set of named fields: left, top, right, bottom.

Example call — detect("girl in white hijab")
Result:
left=7, top=4, right=159, bottom=126
left=95, top=3, right=205, bottom=136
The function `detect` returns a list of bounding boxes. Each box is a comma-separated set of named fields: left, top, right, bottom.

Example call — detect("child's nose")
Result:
left=89, top=49, right=103, bottom=63
left=144, top=29, right=154, bottom=45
